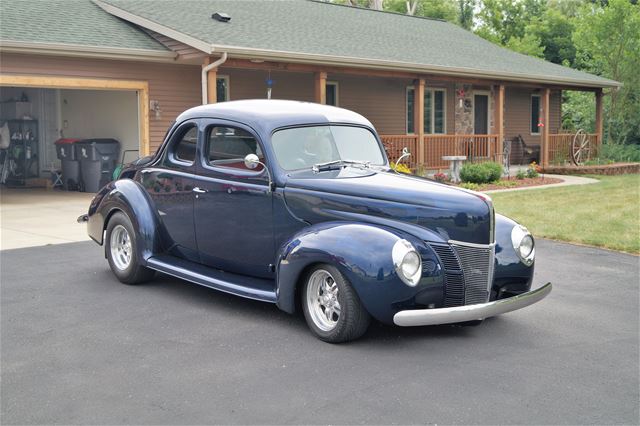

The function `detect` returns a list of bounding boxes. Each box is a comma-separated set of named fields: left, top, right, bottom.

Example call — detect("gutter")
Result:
left=0, top=40, right=177, bottom=63
left=202, top=52, right=228, bottom=104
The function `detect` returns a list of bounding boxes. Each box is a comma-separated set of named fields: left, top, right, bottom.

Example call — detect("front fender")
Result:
left=275, top=222, right=445, bottom=323
left=87, top=179, right=164, bottom=262
left=493, top=214, right=535, bottom=297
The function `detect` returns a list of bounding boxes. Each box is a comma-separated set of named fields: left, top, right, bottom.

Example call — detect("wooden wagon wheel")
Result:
left=571, top=129, right=591, bottom=166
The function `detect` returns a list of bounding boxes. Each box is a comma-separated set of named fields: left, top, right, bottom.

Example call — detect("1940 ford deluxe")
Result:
left=81, top=100, right=551, bottom=342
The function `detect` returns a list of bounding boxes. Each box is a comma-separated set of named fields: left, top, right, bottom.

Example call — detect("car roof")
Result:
left=176, top=99, right=375, bottom=134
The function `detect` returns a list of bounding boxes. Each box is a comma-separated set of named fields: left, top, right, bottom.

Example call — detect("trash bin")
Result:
left=75, top=138, right=120, bottom=193
left=54, top=138, right=81, bottom=190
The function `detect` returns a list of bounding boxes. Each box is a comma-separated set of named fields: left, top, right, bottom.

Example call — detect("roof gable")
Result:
left=94, top=0, right=619, bottom=88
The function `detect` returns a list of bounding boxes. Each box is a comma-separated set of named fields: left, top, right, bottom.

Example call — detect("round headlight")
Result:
left=392, top=239, right=422, bottom=287
left=511, top=225, right=535, bottom=266
left=519, top=234, right=534, bottom=258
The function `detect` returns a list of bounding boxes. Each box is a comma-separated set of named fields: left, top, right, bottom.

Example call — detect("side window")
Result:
left=165, top=125, right=197, bottom=165
left=205, top=126, right=263, bottom=171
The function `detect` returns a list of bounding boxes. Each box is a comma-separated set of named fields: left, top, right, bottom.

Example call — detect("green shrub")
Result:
left=599, top=143, right=640, bottom=163
left=516, top=170, right=526, bottom=180
left=460, top=162, right=503, bottom=184
left=495, top=180, right=518, bottom=188
left=459, top=182, right=480, bottom=191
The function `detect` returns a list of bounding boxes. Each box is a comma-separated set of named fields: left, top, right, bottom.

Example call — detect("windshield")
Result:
left=271, top=125, right=386, bottom=171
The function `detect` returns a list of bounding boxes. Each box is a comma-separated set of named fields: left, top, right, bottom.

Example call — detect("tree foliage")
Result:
left=573, top=0, right=640, bottom=144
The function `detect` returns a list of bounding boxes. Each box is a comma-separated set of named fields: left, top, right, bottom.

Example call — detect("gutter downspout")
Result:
left=202, top=52, right=228, bottom=104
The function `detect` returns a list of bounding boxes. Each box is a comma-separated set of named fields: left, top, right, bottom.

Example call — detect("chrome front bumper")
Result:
left=393, top=282, right=552, bottom=327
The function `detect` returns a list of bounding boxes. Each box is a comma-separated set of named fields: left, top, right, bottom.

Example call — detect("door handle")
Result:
left=192, top=187, right=207, bottom=194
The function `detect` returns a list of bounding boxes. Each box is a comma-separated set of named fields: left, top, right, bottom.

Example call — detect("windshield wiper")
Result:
left=312, top=159, right=370, bottom=173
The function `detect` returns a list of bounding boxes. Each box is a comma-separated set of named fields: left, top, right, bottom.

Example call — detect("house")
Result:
left=0, top=0, right=620, bottom=181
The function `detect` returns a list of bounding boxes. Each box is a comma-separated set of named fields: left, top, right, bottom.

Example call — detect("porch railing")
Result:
left=381, top=134, right=499, bottom=170
left=380, top=134, right=420, bottom=169
left=548, top=133, right=599, bottom=164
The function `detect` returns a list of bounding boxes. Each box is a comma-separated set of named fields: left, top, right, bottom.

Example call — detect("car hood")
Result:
left=283, top=167, right=493, bottom=245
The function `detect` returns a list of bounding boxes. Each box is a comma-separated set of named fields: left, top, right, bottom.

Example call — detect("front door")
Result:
left=193, top=121, right=274, bottom=278
left=474, top=94, right=489, bottom=134
left=141, top=121, right=198, bottom=261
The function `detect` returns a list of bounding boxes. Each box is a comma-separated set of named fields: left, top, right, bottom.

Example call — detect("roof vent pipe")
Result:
left=212, top=12, right=231, bottom=22
left=202, top=52, right=228, bottom=104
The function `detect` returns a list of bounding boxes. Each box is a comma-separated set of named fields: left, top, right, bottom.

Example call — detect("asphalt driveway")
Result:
left=1, top=239, right=638, bottom=425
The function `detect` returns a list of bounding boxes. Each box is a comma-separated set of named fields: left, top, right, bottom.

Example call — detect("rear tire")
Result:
left=301, top=264, right=370, bottom=343
left=105, top=211, right=155, bottom=285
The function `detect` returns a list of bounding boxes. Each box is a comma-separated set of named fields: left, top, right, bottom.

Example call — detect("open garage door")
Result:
left=0, top=75, right=149, bottom=191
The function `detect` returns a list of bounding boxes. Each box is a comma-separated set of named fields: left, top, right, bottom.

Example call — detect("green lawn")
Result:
left=490, top=174, right=640, bottom=254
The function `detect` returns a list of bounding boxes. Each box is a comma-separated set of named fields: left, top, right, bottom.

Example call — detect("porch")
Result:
left=206, top=59, right=605, bottom=172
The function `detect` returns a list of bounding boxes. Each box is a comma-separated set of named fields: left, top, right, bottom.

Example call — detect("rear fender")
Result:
left=87, top=179, right=164, bottom=262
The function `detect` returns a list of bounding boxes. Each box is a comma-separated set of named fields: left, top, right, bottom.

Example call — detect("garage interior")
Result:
left=0, top=86, right=140, bottom=192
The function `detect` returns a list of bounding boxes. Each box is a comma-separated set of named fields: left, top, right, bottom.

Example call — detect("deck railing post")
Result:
left=542, top=88, right=551, bottom=167
left=595, top=88, right=603, bottom=152
left=497, top=84, right=505, bottom=163
left=314, top=72, right=327, bottom=105
left=415, top=78, right=426, bottom=168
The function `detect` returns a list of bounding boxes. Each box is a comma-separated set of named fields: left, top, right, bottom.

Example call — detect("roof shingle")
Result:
left=0, top=0, right=168, bottom=52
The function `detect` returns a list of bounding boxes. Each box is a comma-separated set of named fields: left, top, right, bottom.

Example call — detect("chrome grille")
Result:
left=431, top=245, right=465, bottom=307
left=431, top=242, right=495, bottom=306
left=451, top=243, right=495, bottom=305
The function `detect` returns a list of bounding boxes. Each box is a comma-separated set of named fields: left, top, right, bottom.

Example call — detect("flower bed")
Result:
left=453, top=176, right=563, bottom=192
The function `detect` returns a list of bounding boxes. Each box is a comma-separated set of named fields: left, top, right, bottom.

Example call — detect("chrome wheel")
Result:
left=306, top=269, right=341, bottom=332
left=109, top=224, right=132, bottom=271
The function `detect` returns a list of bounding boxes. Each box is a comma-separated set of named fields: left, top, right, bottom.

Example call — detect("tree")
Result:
left=386, top=0, right=458, bottom=22
left=529, top=7, right=576, bottom=66
left=457, top=0, right=475, bottom=29
left=475, top=0, right=546, bottom=45
left=573, top=0, right=640, bottom=144
left=505, top=33, right=545, bottom=57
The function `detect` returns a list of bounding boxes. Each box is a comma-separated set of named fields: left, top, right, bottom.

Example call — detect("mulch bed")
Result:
left=449, top=176, right=564, bottom=191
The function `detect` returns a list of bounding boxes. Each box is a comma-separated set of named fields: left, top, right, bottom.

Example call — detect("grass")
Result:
left=490, top=174, right=640, bottom=254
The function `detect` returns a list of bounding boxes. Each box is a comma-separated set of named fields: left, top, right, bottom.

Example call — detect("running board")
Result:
left=146, top=255, right=277, bottom=303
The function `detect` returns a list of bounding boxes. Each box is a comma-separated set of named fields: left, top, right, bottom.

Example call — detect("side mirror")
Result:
left=244, top=153, right=260, bottom=169
left=394, top=147, right=411, bottom=172
left=243, top=153, right=273, bottom=193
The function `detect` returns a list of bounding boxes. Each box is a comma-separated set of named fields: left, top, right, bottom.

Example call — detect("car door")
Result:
left=139, top=121, right=199, bottom=261
left=193, top=120, right=275, bottom=279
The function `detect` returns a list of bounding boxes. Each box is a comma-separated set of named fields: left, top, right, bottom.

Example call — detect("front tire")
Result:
left=105, top=211, right=155, bottom=285
left=301, top=264, right=370, bottom=343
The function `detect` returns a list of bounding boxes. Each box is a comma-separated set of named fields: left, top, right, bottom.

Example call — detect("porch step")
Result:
left=146, top=255, right=277, bottom=303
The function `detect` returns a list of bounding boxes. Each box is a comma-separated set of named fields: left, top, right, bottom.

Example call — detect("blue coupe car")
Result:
left=81, top=100, right=551, bottom=342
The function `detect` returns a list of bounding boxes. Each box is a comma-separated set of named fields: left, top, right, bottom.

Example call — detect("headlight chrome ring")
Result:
left=511, top=225, right=535, bottom=266
left=392, top=239, right=422, bottom=287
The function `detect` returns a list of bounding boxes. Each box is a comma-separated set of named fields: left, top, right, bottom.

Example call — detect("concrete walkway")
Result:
left=0, top=188, right=93, bottom=250
left=483, top=173, right=599, bottom=194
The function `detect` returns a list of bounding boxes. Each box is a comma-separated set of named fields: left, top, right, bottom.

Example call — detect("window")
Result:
left=206, top=126, right=262, bottom=171
left=406, top=87, right=446, bottom=134
left=326, top=82, right=339, bottom=106
left=271, top=125, right=384, bottom=171
left=217, top=76, right=229, bottom=103
left=406, top=87, right=415, bottom=134
left=531, top=94, right=541, bottom=134
left=171, top=125, right=197, bottom=164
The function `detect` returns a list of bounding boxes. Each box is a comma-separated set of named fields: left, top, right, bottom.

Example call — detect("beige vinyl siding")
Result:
left=0, top=52, right=200, bottom=153
left=329, top=74, right=409, bottom=135
left=504, top=87, right=561, bottom=146
left=220, top=68, right=314, bottom=102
